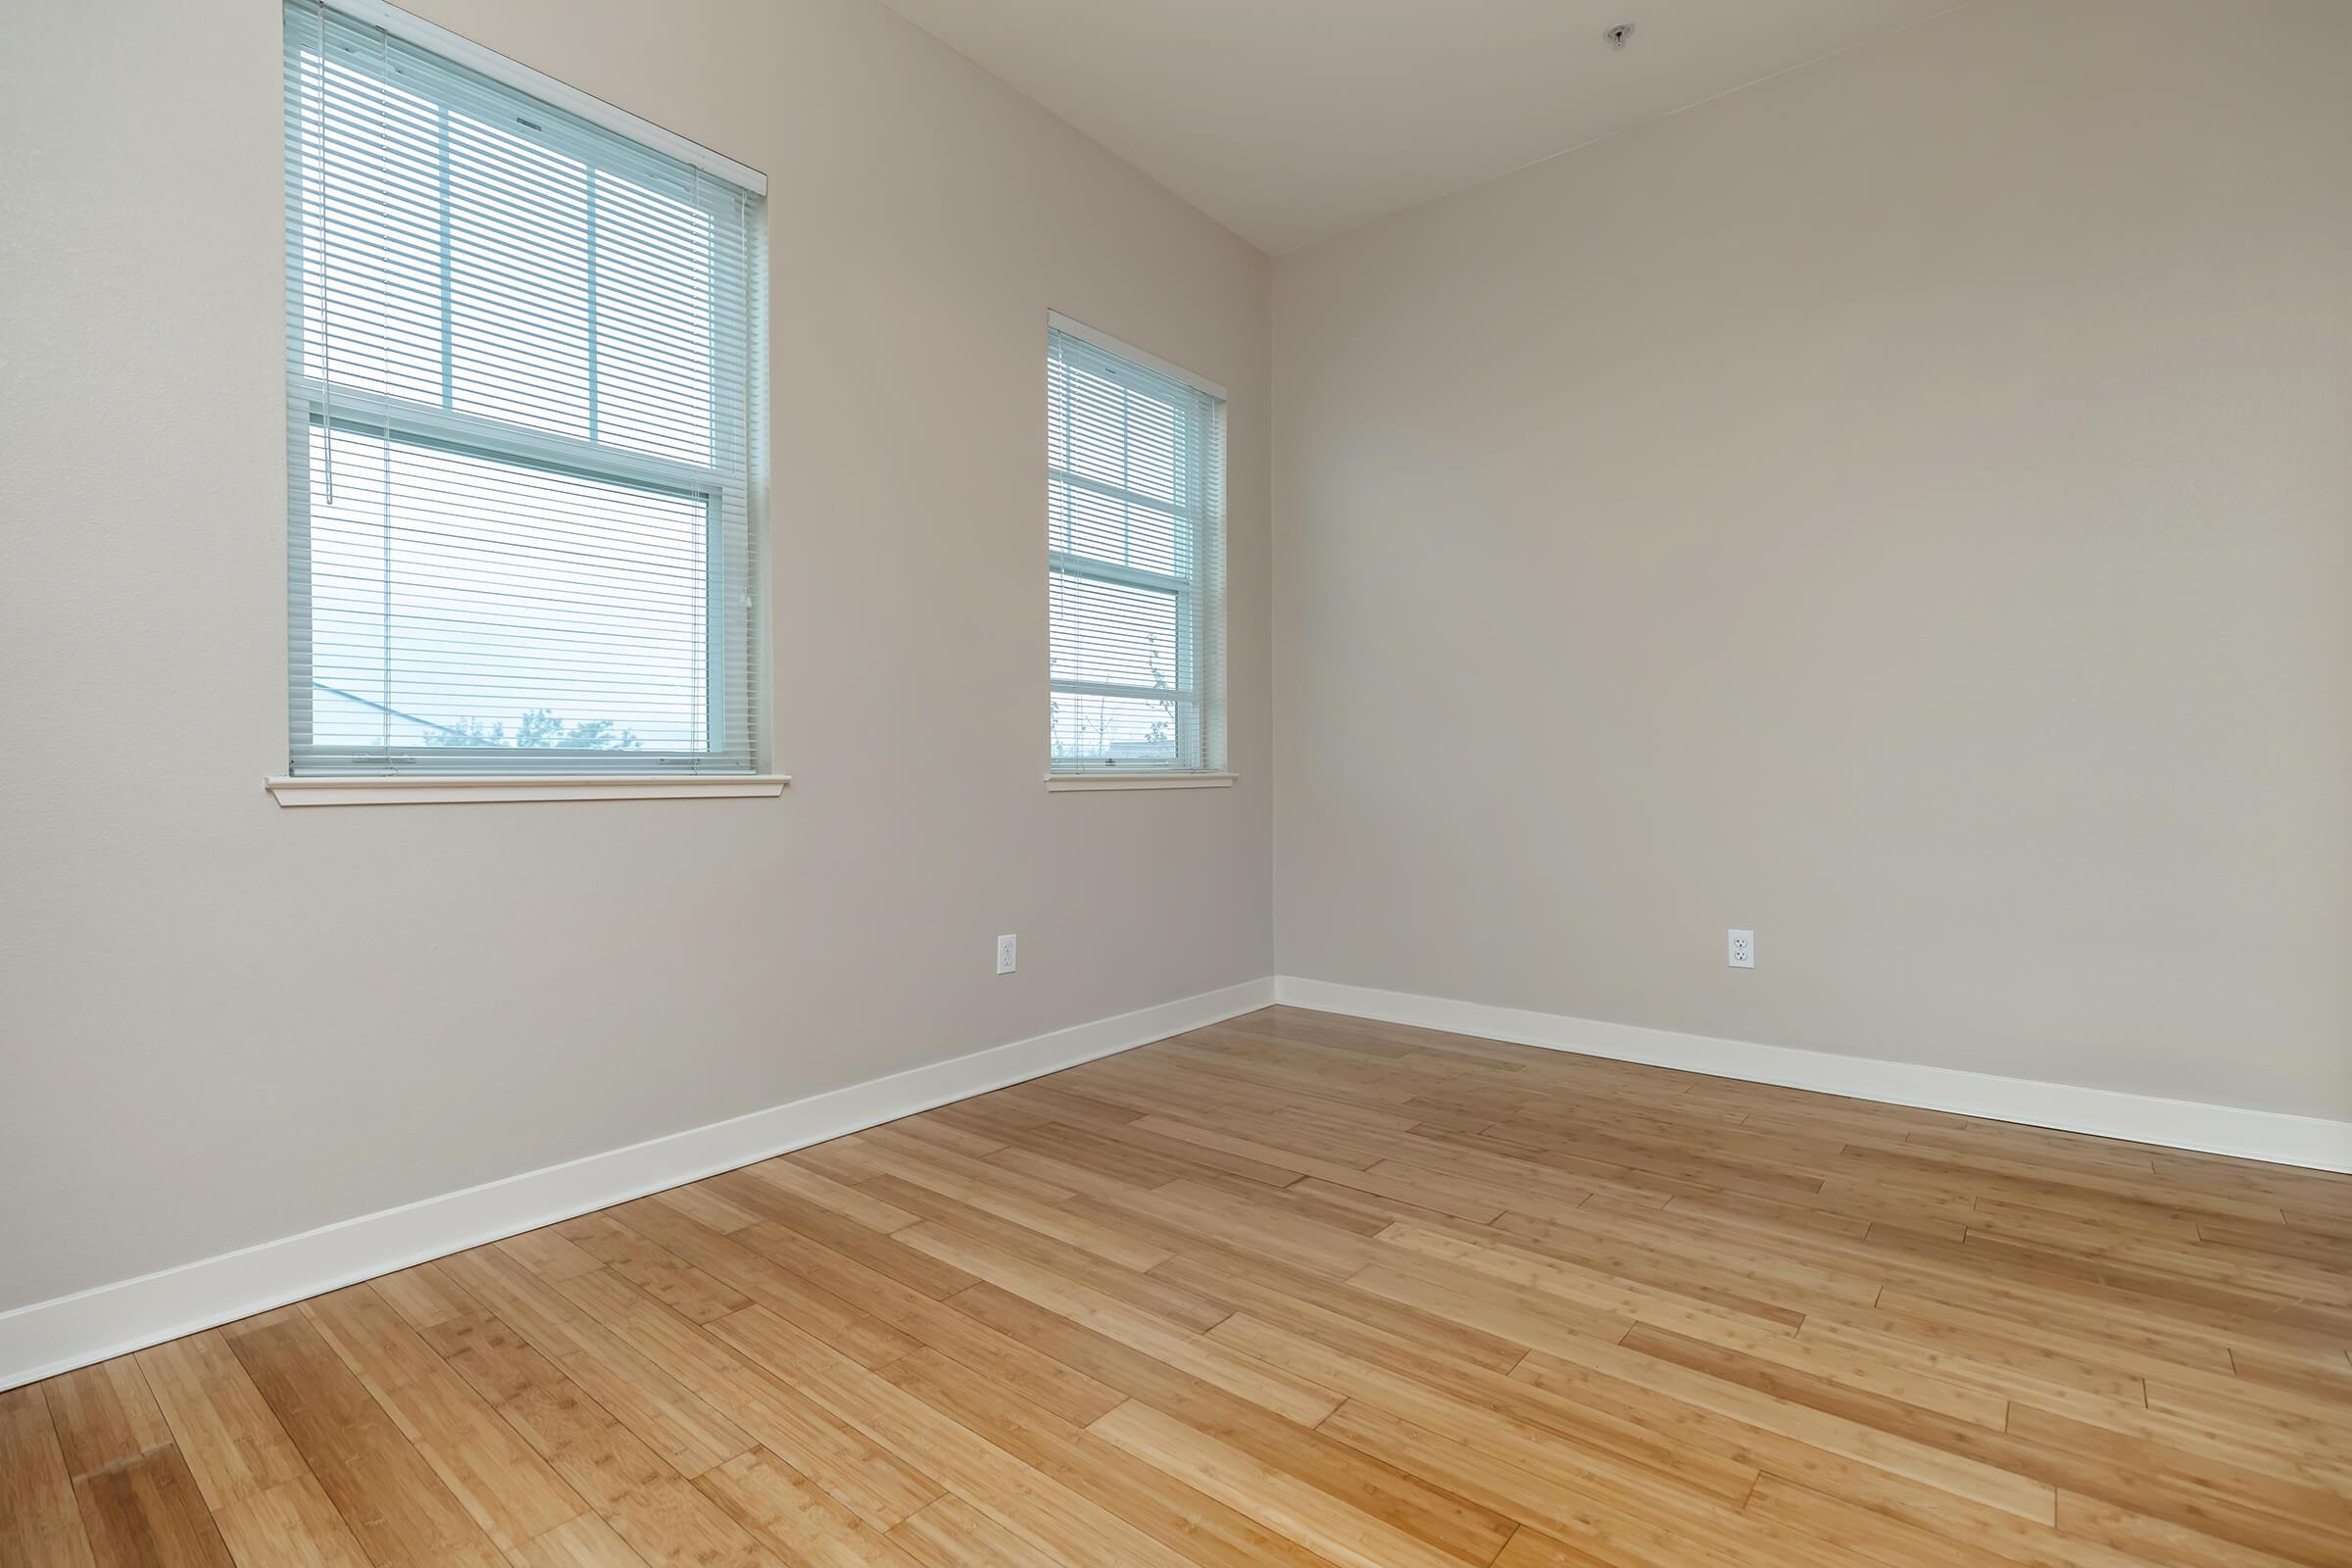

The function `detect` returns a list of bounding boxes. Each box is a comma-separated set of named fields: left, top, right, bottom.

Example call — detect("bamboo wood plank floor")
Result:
left=7, top=1004, right=2351, bottom=1568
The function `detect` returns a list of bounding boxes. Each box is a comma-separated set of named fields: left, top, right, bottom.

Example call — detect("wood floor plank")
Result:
left=210, top=1473, right=370, bottom=1568
left=420, top=1310, right=575, bottom=1407
left=0, top=1385, right=96, bottom=1568
left=1149, top=1248, right=1530, bottom=1375
left=736, top=1157, right=924, bottom=1234
left=43, top=1361, right=172, bottom=1481
left=696, top=1309, right=945, bottom=1530
left=370, top=1262, right=487, bottom=1332
left=501, top=1228, right=611, bottom=1285
left=552, top=1322, right=757, bottom=1482
left=694, top=1446, right=928, bottom=1568
left=857, top=1176, right=1237, bottom=1338
left=699, top=1171, right=982, bottom=1300
left=431, top=1248, right=759, bottom=1483
left=2000, top=1403, right=2352, bottom=1565
left=898, top=1221, right=1345, bottom=1427
left=435, top=1248, right=597, bottom=1364
left=1488, top=1526, right=1624, bottom=1568
left=1090, top=1397, right=1473, bottom=1568
left=560, top=1277, right=941, bottom=1532
left=824, top=1138, right=1173, bottom=1272
left=229, top=1317, right=508, bottom=1568
left=697, top=1308, right=1206, bottom=1568
left=1368, top=1220, right=1801, bottom=1344
left=876, top=1348, right=1340, bottom=1568
left=133, top=1331, right=309, bottom=1513
left=508, top=1510, right=650, bottom=1567
left=11, top=1006, right=2349, bottom=1568
left=1507, top=1341, right=2058, bottom=1523
left=606, top=1199, right=922, bottom=1369
left=1741, top=1475, right=2112, bottom=1568
left=498, top=1379, right=683, bottom=1514
left=1209, top=1311, right=1763, bottom=1517
left=941, top=1283, right=1521, bottom=1566
left=2054, top=1490, right=2319, bottom=1568
left=1317, top=1400, right=1864, bottom=1568
left=885, top=1494, right=1064, bottom=1568
left=300, top=1285, right=450, bottom=1400
left=70, top=1446, right=233, bottom=1568
left=556, top=1215, right=757, bottom=1326
left=597, top=1476, right=786, bottom=1568
left=643, top=1184, right=768, bottom=1238
left=369, top=1361, right=591, bottom=1553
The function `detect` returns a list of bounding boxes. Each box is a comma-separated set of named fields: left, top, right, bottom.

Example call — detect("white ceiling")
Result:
left=876, top=0, right=1964, bottom=254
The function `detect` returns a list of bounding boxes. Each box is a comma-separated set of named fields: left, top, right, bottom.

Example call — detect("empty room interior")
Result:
left=5, top=0, right=2352, bottom=1563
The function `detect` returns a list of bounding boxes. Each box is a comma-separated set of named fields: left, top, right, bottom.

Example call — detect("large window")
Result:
left=1047, top=318, right=1228, bottom=776
left=282, top=1, right=764, bottom=778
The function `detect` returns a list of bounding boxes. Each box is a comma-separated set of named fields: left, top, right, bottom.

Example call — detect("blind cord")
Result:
left=374, top=20, right=394, bottom=748
left=314, top=0, right=333, bottom=503
left=738, top=173, right=754, bottom=762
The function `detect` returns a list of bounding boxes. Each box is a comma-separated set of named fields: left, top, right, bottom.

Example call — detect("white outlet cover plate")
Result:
left=996, top=934, right=1017, bottom=974
left=1729, top=929, right=1755, bottom=968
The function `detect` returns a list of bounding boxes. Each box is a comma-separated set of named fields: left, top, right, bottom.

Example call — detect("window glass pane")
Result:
left=1052, top=358, right=1181, bottom=504
left=294, top=48, right=718, bottom=464
left=1050, top=693, right=1180, bottom=767
left=308, top=427, right=708, bottom=752
left=1054, top=359, right=1125, bottom=490
left=593, top=172, right=716, bottom=464
left=295, top=53, right=443, bottom=404
left=448, top=111, right=591, bottom=438
left=1049, top=480, right=1180, bottom=577
left=1046, top=357, right=1067, bottom=472
left=1122, top=393, right=1179, bottom=505
left=1050, top=573, right=1180, bottom=691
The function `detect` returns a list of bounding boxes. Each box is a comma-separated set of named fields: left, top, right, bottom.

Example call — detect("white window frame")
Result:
left=271, top=0, right=778, bottom=805
left=1046, top=313, right=1234, bottom=791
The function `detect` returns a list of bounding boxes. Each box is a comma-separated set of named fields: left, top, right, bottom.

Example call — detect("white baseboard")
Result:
left=0, top=977, right=1277, bottom=1393
left=1274, top=976, right=2352, bottom=1174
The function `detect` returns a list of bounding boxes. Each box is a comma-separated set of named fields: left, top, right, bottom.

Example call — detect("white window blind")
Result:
left=1047, top=321, right=1227, bottom=773
left=281, top=1, right=764, bottom=777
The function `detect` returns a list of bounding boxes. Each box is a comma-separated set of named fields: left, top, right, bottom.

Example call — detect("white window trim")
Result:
left=1046, top=311, right=1226, bottom=400
left=283, top=2, right=770, bottom=794
left=1046, top=315, right=1232, bottom=783
left=267, top=774, right=789, bottom=807
left=320, top=0, right=764, bottom=194
left=1044, top=771, right=1236, bottom=793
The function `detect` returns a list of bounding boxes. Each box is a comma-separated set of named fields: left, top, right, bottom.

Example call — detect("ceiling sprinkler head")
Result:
left=1606, top=24, right=1634, bottom=49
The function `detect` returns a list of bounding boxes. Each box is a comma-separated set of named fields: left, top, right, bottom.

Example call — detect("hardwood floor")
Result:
left=6, top=1004, right=2350, bottom=1568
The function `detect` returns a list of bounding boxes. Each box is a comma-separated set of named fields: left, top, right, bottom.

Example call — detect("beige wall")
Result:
left=1274, top=0, right=2352, bottom=1117
left=0, top=0, right=1270, bottom=1311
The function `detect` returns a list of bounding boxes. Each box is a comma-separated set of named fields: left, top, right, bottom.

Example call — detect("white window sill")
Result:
left=1045, top=771, right=1237, bottom=793
left=266, top=774, right=790, bottom=807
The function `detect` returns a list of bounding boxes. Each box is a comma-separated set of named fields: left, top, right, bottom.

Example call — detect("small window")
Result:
left=281, top=2, right=765, bottom=776
left=1047, top=318, right=1228, bottom=775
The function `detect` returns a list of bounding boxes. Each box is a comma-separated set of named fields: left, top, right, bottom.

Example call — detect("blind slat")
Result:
left=284, top=1, right=764, bottom=777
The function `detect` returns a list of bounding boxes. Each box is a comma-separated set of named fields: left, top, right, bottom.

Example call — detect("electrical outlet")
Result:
left=996, top=934, right=1017, bottom=975
left=1728, top=929, right=1755, bottom=969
